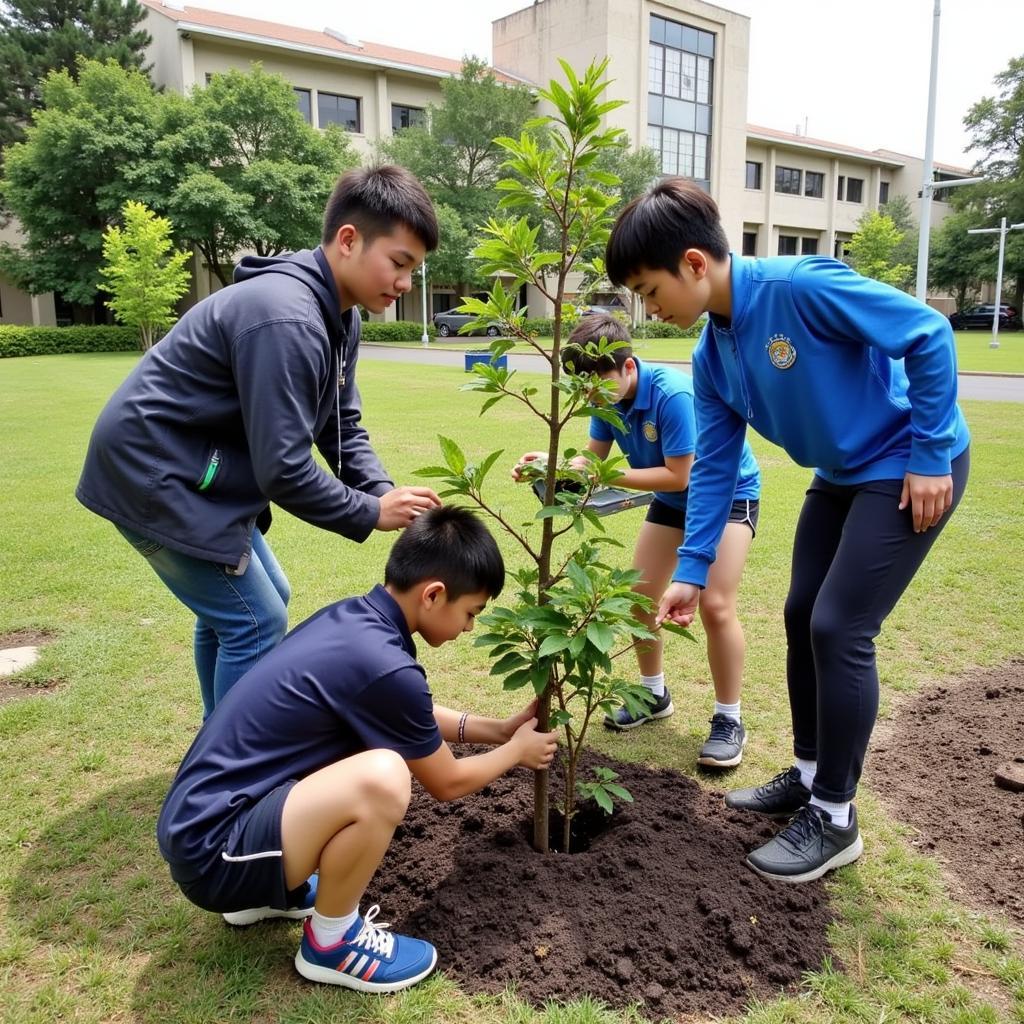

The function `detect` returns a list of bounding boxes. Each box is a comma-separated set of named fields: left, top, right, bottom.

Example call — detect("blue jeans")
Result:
left=117, top=526, right=290, bottom=717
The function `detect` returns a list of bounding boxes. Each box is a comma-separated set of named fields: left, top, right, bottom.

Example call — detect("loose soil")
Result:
left=868, top=658, right=1024, bottom=931
left=0, top=629, right=57, bottom=707
left=372, top=747, right=834, bottom=1019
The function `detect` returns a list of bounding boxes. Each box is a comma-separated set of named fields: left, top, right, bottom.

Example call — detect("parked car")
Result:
left=432, top=309, right=502, bottom=337
left=948, top=304, right=1022, bottom=331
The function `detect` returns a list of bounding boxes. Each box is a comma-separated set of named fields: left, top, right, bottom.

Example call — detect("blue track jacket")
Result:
left=675, top=255, right=970, bottom=587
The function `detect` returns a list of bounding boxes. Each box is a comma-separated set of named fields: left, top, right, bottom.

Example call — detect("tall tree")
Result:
left=99, top=199, right=191, bottom=350
left=0, top=0, right=152, bottom=149
left=961, top=54, right=1024, bottom=307
left=0, top=58, right=163, bottom=304
left=927, top=208, right=995, bottom=312
left=161, top=64, right=359, bottom=285
left=847, top=211, right=913, bottom=289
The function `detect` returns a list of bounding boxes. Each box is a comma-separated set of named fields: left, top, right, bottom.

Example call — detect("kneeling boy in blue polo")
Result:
left=157, top=506, right=557, bottom=992
left=513, top=313, right=761, bottom=768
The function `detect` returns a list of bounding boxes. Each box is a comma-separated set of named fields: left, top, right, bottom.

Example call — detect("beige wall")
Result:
left=494, top=0, right=750, bottom=310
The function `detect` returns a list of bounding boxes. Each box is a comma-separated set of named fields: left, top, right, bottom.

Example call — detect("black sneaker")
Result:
left=724, top=765, right=811, bottom=818
left=604, top=688, right=674, bottom=731
left=745, top=804, right=863, bottom=883
left=697, top=714, right=747, bottom=768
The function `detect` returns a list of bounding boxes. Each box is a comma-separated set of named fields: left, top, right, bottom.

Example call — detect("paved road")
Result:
left=359, top=344, right=1024, bottom=402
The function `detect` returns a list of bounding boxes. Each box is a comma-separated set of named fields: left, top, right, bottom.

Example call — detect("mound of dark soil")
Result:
left=868, top=659, right=1024, bottom=929
left=371, top=747, right=834, bottom=1018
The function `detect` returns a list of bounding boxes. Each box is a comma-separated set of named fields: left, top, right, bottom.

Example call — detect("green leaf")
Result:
left=586, top=621, right=614, bottom=653
left=490, top=650, right=530, bottom=675
left=603, top=783, right=634, bottom=803
left=438, top=435, right=466, bottom=475
left=659, top=621, right=699, bottom=643
left=412, top=466, right=456, bottom=479
left=502, top=668, right=533, bottom=691
left=537, top=634, right=571, bottom=658
left=592, top=787, right=614, bottom=815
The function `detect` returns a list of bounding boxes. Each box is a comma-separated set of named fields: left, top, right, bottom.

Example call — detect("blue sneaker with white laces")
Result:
left=294, top=904, right=437, bottom=992
left=222, top=874, right=317, bottom=926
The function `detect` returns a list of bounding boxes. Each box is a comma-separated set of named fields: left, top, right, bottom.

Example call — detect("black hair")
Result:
left=560, top=313, right=633, bottom=374
left=605, top=177, right=729, bottom=286
left=321, top=164, right=439, bottom=251
left=384, top=506, right=504, bottom=600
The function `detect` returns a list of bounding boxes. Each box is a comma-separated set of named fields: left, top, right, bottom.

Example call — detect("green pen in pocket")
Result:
left=197, top=448, right=221, bottom=492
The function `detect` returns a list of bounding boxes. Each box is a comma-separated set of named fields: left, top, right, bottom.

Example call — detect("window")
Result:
left=775, top=166, right=801, bottom=195
left=837, top=175, right=845, bottom=200
left=745, top=161, right=762, bottom=190
left=391, top=104, right=425, bottom=132
left=294, top=88, right=311, bottom=124
left=804, top=171, right=824, bottom=198
left=742, top=231, right=757, bottom=256
left=648, top=14, right=713, bottom=189
left=879, top=181, right=890, bottom=205
left=845, top=177, right=863, bottom=203
left=801, top=237, right=819, bottom=255
left=778, top=234, right=798, bottom=256
left=317, top=92, right=360, bottom=132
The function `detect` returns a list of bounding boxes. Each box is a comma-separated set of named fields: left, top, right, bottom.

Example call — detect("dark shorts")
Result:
left=167, top=780, right=308, bottom=914
left=645, top=496, right=760, bottom=537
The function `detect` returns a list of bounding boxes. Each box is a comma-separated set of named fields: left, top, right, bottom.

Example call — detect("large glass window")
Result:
left=294, top=88, right=311, bottom=124
left=775, top=166, right=802, bottom=195
left=845, top=177, right=863, bottom=203
left=879, top=181, right=890, bottom=204
left=317, top=92, right=360, bottom=132
left=742, top=231, right=757, bottom=256
left=778, top=234, right=798, bottom=256
left=801, top=237, right=819, bottom=255
left=745, top=161, right=762, bottom=190
left=804, top=171, right=824, bottom=198
left=391, top=104, right=425, bottom=132
left=648, top=14, right=713, bottom=190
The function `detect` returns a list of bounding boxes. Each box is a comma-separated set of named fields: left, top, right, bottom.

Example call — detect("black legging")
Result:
left=783, top=449, right=970, bottom=802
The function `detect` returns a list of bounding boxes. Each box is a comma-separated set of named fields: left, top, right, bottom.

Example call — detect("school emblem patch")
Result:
left=767, top=334, right=797, bottom=370
left=643, top=421, right=658, bottom=442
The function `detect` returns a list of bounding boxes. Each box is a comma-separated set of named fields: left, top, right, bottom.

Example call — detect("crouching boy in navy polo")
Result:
left=157, top=506, right=557, bottom=992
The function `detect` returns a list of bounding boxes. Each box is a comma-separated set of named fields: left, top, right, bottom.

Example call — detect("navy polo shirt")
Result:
left=590, top=359, right=760, bottom=512
left=157, top=585, right=442, bottom=871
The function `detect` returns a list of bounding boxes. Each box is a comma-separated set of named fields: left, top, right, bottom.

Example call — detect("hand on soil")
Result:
left=513, top=717, right=558, bottom=770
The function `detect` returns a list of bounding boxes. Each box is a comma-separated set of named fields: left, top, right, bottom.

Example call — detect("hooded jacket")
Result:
left=76, top=247, right=392, bottom=569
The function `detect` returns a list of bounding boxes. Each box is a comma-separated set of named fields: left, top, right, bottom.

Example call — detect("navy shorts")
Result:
left=168, top=780, right=309, bottom=914
left=646, top=496, right=760, bottom=537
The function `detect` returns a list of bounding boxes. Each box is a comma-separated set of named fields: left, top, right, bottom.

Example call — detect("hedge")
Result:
left=0, top=325, right=141, bottom=358
left=360, top=320, right=437, bottom=342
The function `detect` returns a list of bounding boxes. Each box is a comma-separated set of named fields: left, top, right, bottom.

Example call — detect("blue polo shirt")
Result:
left=590, top=359, right=760, bottom=512
left=157, top=585, right=442, bottom=871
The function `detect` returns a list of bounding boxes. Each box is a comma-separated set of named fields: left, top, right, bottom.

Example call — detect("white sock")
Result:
left=795, top=757, right=817, bottom=792
left=714, top=700, right=741, bottom=723
left=640, top=672, right=666, bottom=698
left=810, top=796, right=851, bottom=829
left=311, top=907, right=359, bottom=947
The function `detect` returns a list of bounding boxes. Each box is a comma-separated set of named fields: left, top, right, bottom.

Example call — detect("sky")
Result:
left=179, top=0, right=1024, bottom=167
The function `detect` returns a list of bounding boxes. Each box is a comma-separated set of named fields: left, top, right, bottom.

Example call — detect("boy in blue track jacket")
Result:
left=77, top=166, right=442, bottom=716
left=606, top=178, right=969, bottom=884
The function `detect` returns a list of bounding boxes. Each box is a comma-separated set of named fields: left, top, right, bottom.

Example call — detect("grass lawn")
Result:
left=376, top=331, right=1024, bottom=374
left=1, top=353, right=1023, bottom=1024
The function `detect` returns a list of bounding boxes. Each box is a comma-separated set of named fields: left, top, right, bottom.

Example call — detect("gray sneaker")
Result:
left=724, top=765, right=811, bottom=818
left=745, top=804, right=863, bottom=884
left=604, top=688, right=674, bottom=731
left=697, top=714, right=747, bottom=768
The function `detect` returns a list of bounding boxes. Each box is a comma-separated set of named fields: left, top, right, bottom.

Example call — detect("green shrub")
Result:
left=632, top=317, right=706, bottom=339
left=0, top=325, right=141, bottom=358
left=360, top=320, right=437, bottom=342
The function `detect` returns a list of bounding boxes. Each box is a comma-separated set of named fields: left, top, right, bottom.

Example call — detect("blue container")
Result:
left=464, top=350, right=508, bottom=372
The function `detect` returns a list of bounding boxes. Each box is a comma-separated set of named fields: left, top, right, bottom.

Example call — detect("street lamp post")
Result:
left=420, top=258, right=429, bottom=347
left=967, top=218, right=1024, bottom=349
left=914, top=0, right=984, bottom=303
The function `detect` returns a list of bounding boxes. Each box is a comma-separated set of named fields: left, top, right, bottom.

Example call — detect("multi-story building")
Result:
left=0, top=0, right=972, bottom=327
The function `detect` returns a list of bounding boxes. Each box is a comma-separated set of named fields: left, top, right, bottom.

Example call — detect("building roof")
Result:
left=746, top=124, right=906, bottom=167
left=140, top=0, right=528, bottom=84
